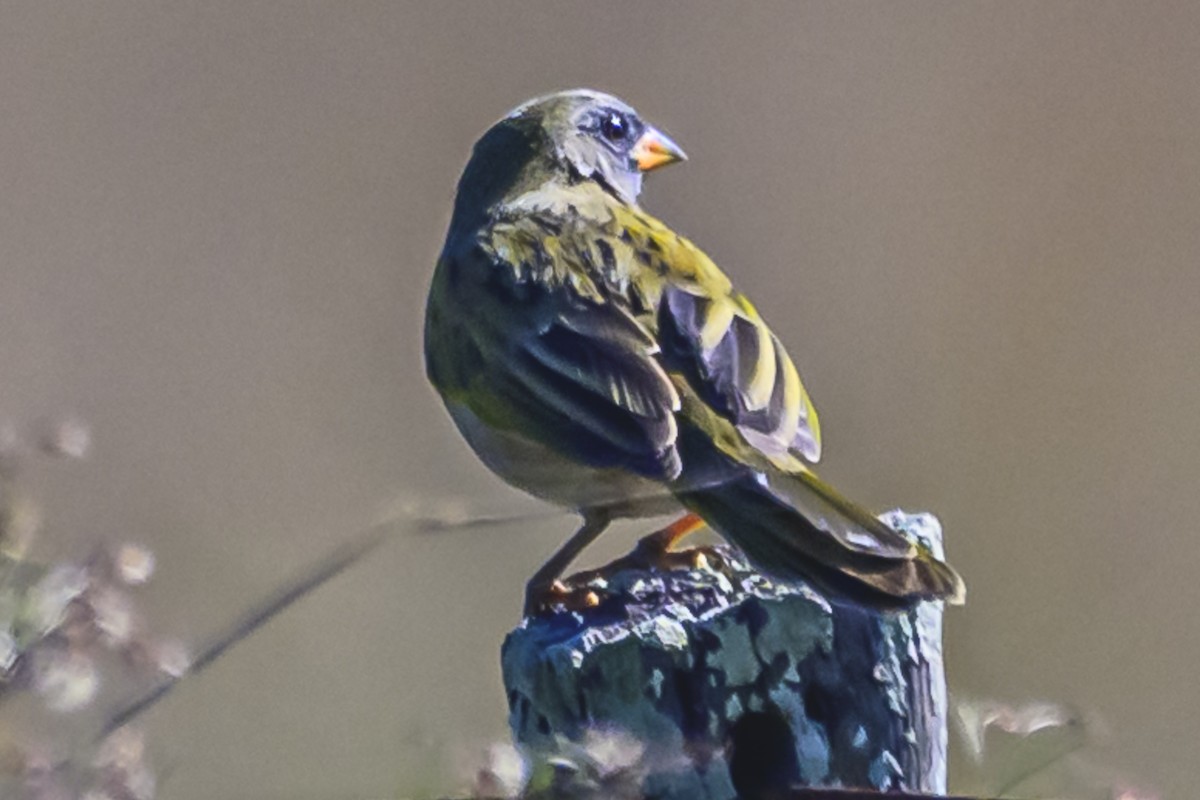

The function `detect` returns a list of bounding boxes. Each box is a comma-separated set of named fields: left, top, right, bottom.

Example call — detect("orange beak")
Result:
left=631, top=127, right=687, bottom=172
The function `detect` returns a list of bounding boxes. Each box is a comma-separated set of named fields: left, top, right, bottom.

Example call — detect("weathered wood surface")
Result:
left=469, top=792, right=994, bottom=800
left=502, top=511, right=953, bottom=800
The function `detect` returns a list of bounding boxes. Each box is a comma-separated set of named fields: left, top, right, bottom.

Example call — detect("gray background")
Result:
left=1, top=2, right=1196, bottom=797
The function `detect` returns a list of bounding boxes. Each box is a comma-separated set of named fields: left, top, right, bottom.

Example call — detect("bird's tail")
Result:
left=675, top=466, right=965, bottom=609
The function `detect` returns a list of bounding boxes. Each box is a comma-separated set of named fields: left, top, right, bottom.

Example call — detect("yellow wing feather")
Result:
left=609, top=203, right=823, bottom=464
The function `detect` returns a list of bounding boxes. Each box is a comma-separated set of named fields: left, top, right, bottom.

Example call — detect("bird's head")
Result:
left=504, top=89, right=687, bottom=205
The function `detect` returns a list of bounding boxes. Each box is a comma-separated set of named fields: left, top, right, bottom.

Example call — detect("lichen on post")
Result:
left=501, top=510, right=950, bottom=800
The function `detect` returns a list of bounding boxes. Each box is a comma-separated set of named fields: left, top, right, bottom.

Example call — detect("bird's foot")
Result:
left=523, top=515, right=727, bottom=618
left=523, top=578, right=604, bottom=618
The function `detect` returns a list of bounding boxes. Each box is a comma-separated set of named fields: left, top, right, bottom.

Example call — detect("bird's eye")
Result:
left=600, top=112, right=629, bottom=142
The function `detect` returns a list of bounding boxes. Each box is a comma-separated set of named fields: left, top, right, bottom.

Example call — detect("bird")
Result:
left=423, top=89, right=964, bottom=614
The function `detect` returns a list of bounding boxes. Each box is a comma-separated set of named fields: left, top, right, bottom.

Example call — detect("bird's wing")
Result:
left=611, top=207, right=924, bottom=564
left=458, top=216, right=683, bottom=483
left=612, top=206, right=823, bottom=464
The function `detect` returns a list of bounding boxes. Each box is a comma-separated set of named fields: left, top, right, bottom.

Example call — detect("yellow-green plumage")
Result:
left=424, top=90, right=964, bottom=608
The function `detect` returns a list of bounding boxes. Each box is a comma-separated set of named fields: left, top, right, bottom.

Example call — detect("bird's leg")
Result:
left=632, top=512, right=705, bottom=558
left=552, top=513, right=711, bottom=594
left=617, top=511, right=728, bottom=573
left=524, top=510, right=610, bottom=617
left=525, top=513, right=721, bottom=616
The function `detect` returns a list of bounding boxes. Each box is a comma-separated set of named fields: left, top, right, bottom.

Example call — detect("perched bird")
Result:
left=424, top=89, right=964, bottom=613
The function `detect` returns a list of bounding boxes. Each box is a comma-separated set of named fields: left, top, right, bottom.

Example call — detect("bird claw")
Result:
left=522, top=526, right=729, bottom=618
left=523, top=579, right=601, bottom=618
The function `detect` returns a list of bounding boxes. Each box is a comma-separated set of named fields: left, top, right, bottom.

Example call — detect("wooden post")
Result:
left=501, top=511, right=951, bottom=800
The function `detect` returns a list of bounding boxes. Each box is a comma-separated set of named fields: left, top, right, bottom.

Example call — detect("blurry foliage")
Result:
left=0, top=417, right=183, bottom=800
left=471, top=729, right=649, bottom=800
left=0, top=415, right=396, bottom=799
left=950, top=696, right=1157, bottom=799
left=463, top=701, right=1159, bottom=800
left=0, top=418, right=1162, bottom=800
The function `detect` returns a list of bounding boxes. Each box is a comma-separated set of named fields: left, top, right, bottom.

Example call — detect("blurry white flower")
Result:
left=0, top=494, right=41, bottom=559
left=121, top=764, right=157, bottom=800
left=90, top=587, right=136, bottom=646
left=1112, top=781, right=1160, bottom=800
left=473, top=742, right=528, bottom=799
left=55, top=729, right=159, bottom=800
left=578, top=728, right=644, bottom=778
left=28, top=564, right=90, bottom=633
left=33, top=648, right=99, bottom=712
left=94, top=727, right=143, bottom=769
left=149, top=639, right=190, bottom=678
left=114, top=544, right=155, bottom=586
left=0, top=629, right=18, bottom=673
left=955, top=697, right=1081, bottom=761
left=40, top=418, right=91, bottom=460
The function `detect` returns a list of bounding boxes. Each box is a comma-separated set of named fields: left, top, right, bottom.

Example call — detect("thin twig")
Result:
left=98, top=519, right=393, bottom=737
left=98, top=498, right=577, bottom=737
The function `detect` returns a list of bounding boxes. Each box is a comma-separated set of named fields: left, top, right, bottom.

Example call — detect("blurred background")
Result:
left=1, top=2, right=1196, bottom=797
